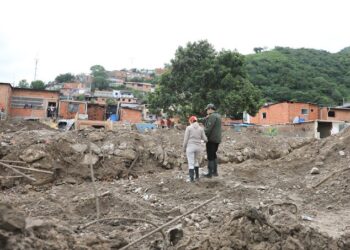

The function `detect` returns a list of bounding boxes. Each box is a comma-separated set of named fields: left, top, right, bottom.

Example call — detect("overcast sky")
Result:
left=1, top=0, right=349, bottom=84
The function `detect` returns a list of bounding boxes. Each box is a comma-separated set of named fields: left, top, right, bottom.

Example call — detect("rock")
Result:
left=183, top=218, right=194, bottom=226
left=167, top=224, right=183, bottom=246
left=25, top=218, right=45, bottom=229
left=118, top=142, right=128, bottom=150
left=88, top=132, right=106, bottom=142
left=200, top=219, right=210, bottom=228
left=315, top=161, right=324, bottom=166
left=82, top=154, right=99, bottom=165
left=339, top=151, right=346, bottom=156
left=65, top=177, right=77, bottom=184
left=190, top=213, right=201, bottom=222
left=114, top=149, right=136, bottom=160
left=108, top=230, right=128, bottom=248
left=242, top=147, right=251, bottom=156
left=236, top=155, right=244, bottom=162
left=20, top=148, right=46, bottom=163
left=101, top=143, right=115, bottom=155
left=218, top=155, right=230, bottom=164
left=90, top=143, right=101, bottom=154
left=310, top=167, right=320, bottom=175
left=0, top=203, right=25, bottom=231
left=71, top=144, right=88, bottom=153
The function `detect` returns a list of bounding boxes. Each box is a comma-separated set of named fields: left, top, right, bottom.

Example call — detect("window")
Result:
left=262, top=112, right=267, bottom=119
left=11, top=96, right=44, bottom=109
left=68, top=103, right=79, bottom=113
left=328, top=110, right=335, bottom=117
left=301, top=109, right=309, bottom=115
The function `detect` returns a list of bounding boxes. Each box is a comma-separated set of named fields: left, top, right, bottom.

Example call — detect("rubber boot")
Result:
left=194, top=167, right=199, bottom=180
left=189, top=169, right=195, bottom=182
left=213, top=158, right=218, bottom=177
left=203, top=161, right=214, bottom=178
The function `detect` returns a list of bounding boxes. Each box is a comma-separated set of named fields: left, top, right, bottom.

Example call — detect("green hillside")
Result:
left=245, top=46, right=350, bottom=106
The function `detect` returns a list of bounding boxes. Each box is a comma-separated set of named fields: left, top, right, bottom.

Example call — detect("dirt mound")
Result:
left=0, top=128, right=186, bottom=188
left=1, top=121, right=350, bottom=249
left=0, top=119, right=51, bottom=133
left=0, top=125, right=312, bottom=188
left=198, top=206, right=350, bottom=249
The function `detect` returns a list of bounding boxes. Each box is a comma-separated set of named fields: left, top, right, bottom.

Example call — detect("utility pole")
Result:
left=34, top=58, right=38, bottom=81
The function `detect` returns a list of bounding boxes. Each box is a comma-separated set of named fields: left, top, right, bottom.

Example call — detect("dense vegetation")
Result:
left=245, top=46, right=350, bottom=106
left=149, top=40, right=262, bottom=119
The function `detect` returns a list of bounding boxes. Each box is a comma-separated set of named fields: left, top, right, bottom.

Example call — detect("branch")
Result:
left=78, top=217, right=166, bottom=245
left=119, top=195, right=218, bottom=250
left=0, top=162, right=36, bottom=182
left=313, top=167, right=350, bottom=188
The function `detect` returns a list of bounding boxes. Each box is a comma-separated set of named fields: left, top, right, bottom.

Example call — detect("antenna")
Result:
left=34, top=58, right=38, bottom=81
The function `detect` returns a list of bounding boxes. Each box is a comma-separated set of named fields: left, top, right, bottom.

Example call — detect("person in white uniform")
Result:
left=183, top=116, right=208, bottom=182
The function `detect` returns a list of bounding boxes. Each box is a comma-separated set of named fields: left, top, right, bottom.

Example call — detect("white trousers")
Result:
left=186, top=144, right=202, bottom=170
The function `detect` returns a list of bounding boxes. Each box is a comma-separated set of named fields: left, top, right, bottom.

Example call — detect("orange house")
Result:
left=0, top=83, right=12, bottom=118
left=58, top=100, right=87, bottom=119
left=120, top=107, right=142, bottom=123
left=319, top=107, right=350, bottom=122
left=0, top=83, right=59, bottom=119
left=250, top=101, right=319, bottom=125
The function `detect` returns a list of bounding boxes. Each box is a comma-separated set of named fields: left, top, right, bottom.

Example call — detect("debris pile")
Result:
left=1, top=120, right=350, bottom=249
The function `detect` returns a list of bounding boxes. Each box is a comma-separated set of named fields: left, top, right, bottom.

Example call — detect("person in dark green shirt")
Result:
left=202, top=103, right=222, bottom=177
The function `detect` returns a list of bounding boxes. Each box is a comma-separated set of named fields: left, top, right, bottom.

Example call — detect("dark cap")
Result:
left=205, top=103, right=216, bottom=110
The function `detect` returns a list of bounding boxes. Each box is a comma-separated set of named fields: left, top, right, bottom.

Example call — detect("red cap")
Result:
left=189, top=116, right=197, bottom=123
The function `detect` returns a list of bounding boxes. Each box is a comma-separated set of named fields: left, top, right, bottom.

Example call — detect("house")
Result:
left=60, top=82, right=87, bottom=98
left=319, top=107, right=350, bottom=122
left=120, top=107, right=143, bottom=123
left=250, top=101, right=319, bottom=125
left=0, top=82, right=59, bottom=119
left=249, top=101, right=350, bottom=139
left=124, top=82, right=154, bottom=92
left=87, top=103, right=106, bottom=121
left=0, top=83, right=12, bottom=119
left=58, top=100, right=87, bottom=119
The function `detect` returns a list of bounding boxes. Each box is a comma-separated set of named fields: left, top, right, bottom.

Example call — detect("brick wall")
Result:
left=120, top=108, right=142, bottom=123
left=10, top=88, right=59, bottom=119
left=256, top=122, right=316, bottom=138
left=250, top=102, right=319, bottom=125
left=87, top=104, right=106, bottom=121
left=0, top=84, right=12, bottom=116
left=58, top=101, right=87, bottom=119
left=320, top=107, right=350, bottom=122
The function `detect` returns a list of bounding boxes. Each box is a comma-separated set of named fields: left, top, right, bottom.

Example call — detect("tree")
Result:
left=245, top=46, right=350, bottom=106
left=30, top=80, right=45, bottom=90
left=253, top=47, right=264, bottom=53
left=90, top=65, right=109, bottom=90
left=55, top=73, right=75, bottom=83
left=18, top=79, right=29, bottom=88
left=148, top=40, right=263, bottom=119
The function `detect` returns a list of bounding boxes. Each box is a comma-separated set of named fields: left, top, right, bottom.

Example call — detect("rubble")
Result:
left=0, top=120, right=350, bottom=249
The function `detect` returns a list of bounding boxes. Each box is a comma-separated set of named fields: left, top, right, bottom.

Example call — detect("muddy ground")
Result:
left=0, top=120, right=350, bottom=249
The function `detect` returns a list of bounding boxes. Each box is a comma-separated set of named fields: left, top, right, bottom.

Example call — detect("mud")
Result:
left=0, top=121, right=350, bottom=249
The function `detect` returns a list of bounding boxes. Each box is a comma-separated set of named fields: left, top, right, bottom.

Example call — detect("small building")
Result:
left=87, top=103, right=106, bottom=121
left=0, top=83, right=12, bottom=119
left=58, top=100, right=87, bottom=119
left=319, top=107, right=350, bottom=122
left=60, top=82, right=87, bottom=97
left=0, top=82, right=59, bottom=119
left=124, top=82, right=154, bottom=92
left=257, top=120, right=348, bottom=139
left=120, top=107, right=142, bottom=123
left=250, top=101, right=319, bottom=125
